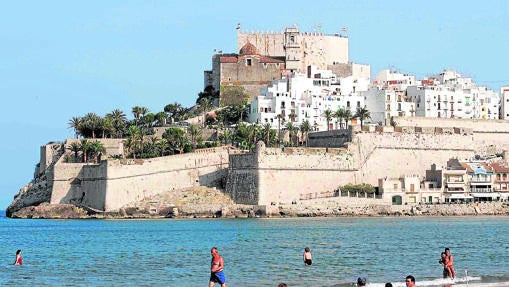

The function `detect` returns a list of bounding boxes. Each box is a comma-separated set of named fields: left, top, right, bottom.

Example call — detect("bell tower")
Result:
left=284, top=27, right=301, bottom=72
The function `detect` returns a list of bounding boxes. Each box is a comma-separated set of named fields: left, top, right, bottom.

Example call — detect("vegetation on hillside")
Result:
left=66, top=86, right=374, bottom=160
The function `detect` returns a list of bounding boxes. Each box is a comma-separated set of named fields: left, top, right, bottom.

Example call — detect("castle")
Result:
left=8, top=117, right=509, bottom=216
left=204, top=26, right=356, bottom=103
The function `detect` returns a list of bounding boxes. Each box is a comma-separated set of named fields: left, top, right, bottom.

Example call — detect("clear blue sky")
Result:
left=1, top=1, right=508, bottom=209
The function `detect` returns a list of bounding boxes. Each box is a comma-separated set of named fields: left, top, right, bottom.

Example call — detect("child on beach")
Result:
left=303, top=247, right=312, bottom=266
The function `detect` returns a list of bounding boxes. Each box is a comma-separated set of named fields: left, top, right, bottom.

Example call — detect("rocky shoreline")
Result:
left=8, top=200, right=509, bottom=219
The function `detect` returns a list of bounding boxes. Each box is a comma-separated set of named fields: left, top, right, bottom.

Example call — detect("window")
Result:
left=246, top=58, right=252, bottom=66
left=393, top=184, right=398, bottom=190
left=347, top=101, right=350, bottom=107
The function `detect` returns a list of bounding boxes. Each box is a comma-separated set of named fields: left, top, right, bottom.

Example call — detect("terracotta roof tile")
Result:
left=259, top=55, right=284, bottom=63
left=220, top=56, right=238, bottom=63
left=491, top=162, right=509, bottom=173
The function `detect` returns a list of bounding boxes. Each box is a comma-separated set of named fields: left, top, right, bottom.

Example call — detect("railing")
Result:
left=299, top=190, right=382, bottom=200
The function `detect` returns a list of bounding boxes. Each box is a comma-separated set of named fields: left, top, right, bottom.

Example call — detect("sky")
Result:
left=0, top=0, right=508, bottom=209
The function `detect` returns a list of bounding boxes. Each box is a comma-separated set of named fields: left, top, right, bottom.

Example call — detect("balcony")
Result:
left=446, top=182, right=465, bottom=189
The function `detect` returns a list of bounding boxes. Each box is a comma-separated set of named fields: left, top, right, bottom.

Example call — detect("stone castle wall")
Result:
left=51, top=146, right=231, bottom=212
left=226, top=119, right=509, bottom=206
left=237, top=31, right=348, bottom=72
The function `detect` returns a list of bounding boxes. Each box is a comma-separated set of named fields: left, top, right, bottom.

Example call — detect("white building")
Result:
left=407, top=70, right=499, bottom=119
left=364, top=70, right=417, bottom=125
left=248, top=65, right=370, bottom=131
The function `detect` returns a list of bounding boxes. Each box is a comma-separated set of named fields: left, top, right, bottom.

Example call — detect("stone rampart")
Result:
left=308, top=128, right=352, bottom=148
left=226, top=120, right=509, bottom=206
left=51, top=146, right=231, bottom=212
left=65, top=138, right=124, bottom=157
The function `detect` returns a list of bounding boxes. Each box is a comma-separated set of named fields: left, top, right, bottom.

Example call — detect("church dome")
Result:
left=239, top=41, right=258, bottom=55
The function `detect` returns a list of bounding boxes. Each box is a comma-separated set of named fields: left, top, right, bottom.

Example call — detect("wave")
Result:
left=331, top=276, right=507, bottom=287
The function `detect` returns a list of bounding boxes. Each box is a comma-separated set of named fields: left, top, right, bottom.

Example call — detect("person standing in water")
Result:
left=303, top=247, right=312, bottom=266
left=209, top=247, right=227, bottom=287
left=439, top=251, right=450, bottom=278
left=405, top=275, right=416, bottom=287
left=14, top=249, right=22, bottom=265
left=445, top=248, right=456, bottom=279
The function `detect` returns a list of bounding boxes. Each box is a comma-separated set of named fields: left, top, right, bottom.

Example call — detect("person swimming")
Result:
left=303, top=247, right=312, bottom=266
left=14, top=249, right=22, bottom=265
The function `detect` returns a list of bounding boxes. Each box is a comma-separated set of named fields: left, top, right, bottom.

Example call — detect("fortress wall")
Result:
left=103, top=147, right=230, bottom=211
left=225, top=153, right=258, bottom=204
left=51, top=161, right=83, bottom=204
left=66, top=138, right=124, bottom=157
left=308, top=129, right=352, bottom=148
left=258, top=169, right=355, bottom=205
left=39, top=143, right=63, bottom=174
left=394, top=117, right=509, bottom=132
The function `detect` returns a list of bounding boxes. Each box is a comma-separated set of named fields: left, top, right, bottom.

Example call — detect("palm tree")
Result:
left=163, top=127, right=187, bottom=154
left=126, top=125, right=141, bottom=159
left=89, top=140, right=106, bottom=163
left=187, top=124, right=201, bottom=148
left=198, top=98, right=213, bottom=127
left=285, top=122, right=295, bottom=146
left=300, top=120, right=311, bottom=147
left=335, top=107, right=346, bottom=129
left=157, top=138, right=168, bottom=156
left=355, top=107, right=371, bottom=129
left=67, top=142, right=81, bottom=162
left=261, top=123, right=272, bottom=147
left=132, top=106, right=149, bottom=126
left=81, top=113, right=102, bottom=138
left=343, top=109, right=353, bottom=129
left=80, top=139, right=91, bottom=163
left=68, top=117, right=82, bottom=138
left=106, top=109, right=127, bottom=138
left=276, top=113, right=284, bottom=146
left=323, top=109, right=334, bottom=131
left=155, top=111, right=168, bottom=126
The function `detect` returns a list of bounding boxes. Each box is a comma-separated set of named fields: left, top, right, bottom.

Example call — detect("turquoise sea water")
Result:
left=0, top=213, right=508, bottom=287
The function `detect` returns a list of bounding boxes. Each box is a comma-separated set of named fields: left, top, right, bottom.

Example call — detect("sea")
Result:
left=0, top=210, right=508, bottom=287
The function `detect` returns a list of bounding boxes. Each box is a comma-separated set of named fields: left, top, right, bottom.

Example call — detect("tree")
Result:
left=343, top=109, right=353, bottom=129
left=285, top=122, right=295, bottom=146
left=164, top=102, right=183, bottom=124
left=125, top=125, right=141, bottom=159
left=89, top=140, right=106, bottom=163
left=157, top=138, right=169, bottom=156
left=276, top=114, right=285, bottom=146
left=197, top=85, right=219, bottom=104
left=80, top=139, right=91, bottom=163
left=261, top=123, right=272, bottom=147
left=335, top=107, right=346, bottom=129
left=187, top=124, right=201, bottom=149
left=106, top=109, right=127, bottom=138
left=155, top=111, right=168, bottom=126
left=80, top=113, right=102, bottom=138
left=198, top=98, right=213, bottom=128
left=68, top=117, right=82, bottom=138
left=67, top=142, right=81, bottom=162
left=354, top=107, right=371, bottom=129
left=323, top=109, right=334, bottom=131
left=219, top=85, right=248, bottom=106
left=300, top=120, right=311, bottom=147
left=163, top=127, right=187, bottom=154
